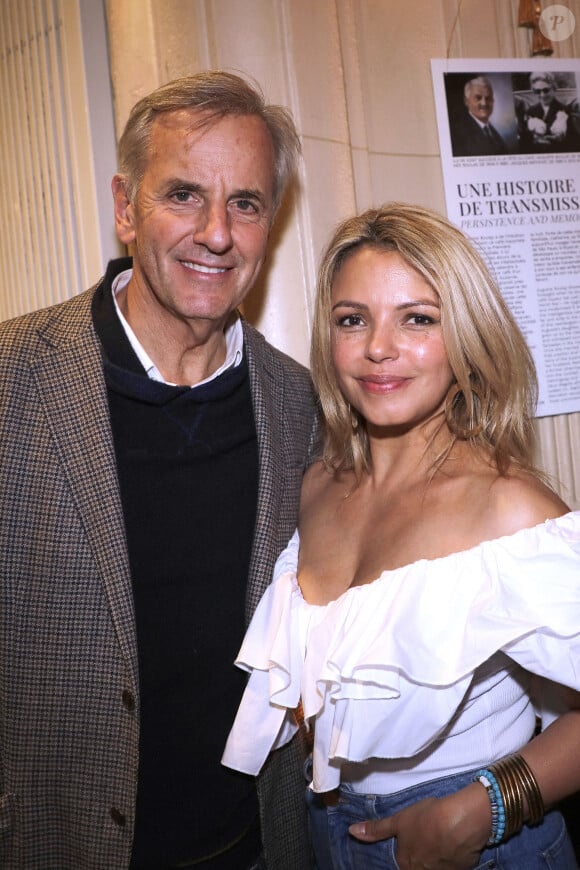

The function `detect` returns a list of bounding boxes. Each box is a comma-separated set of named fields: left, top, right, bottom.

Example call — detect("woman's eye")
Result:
left=337, top=314, right=364, bottom=327
left=407, top=313, right=435, bottom=326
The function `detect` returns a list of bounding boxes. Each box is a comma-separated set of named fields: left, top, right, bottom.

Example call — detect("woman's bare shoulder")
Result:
left=488, top=471, right=570, bottom=535
left=429, top=450, right=570, bottom=549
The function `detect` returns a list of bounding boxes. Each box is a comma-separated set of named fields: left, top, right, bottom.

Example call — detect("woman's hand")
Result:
left=349, top=782, right=491, bottom=870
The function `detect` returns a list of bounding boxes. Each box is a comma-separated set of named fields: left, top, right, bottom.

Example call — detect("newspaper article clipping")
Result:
left=431, top=58, right=580, bottom=417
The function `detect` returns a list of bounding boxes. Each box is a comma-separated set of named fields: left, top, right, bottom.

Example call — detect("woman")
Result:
left=222, top=203, right=580, bottom=869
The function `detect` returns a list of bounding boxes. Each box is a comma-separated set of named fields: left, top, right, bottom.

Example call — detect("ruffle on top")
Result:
left=222, top=512, right=580, bottom=792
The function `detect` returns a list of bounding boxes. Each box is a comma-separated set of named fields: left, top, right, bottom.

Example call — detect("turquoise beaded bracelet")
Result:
left=474, top=768, right=506, bottom=846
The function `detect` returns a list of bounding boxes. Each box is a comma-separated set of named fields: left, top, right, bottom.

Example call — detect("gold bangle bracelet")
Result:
left=489, top=753, right=546, bottom=840
left=490, top=757, right=524, bottom=838
left=511, top=754, right=545, bottom=826
left=510, top=756, right=540, bottom=823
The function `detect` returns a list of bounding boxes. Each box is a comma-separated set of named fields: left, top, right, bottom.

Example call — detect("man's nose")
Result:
left=192, top=202, right=234, bottom=253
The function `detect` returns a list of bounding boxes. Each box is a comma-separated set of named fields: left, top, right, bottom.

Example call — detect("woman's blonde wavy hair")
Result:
left=311, top=202, right=538, bottom=479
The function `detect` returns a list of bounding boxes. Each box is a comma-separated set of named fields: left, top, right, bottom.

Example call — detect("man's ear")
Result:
left=112, top=174, right=136, bottom=246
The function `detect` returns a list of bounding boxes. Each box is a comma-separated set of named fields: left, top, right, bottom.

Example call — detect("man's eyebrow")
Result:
left=160, top=178, right=204, bottom=194
left=159, top=180, right=268, bottom=205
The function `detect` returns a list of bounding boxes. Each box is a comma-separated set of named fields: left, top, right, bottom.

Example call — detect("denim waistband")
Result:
left=336, top=766, right=479, bottom=818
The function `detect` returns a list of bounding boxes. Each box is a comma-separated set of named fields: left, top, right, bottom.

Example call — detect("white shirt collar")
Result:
left=111, top=268, right=243, bottom=387
left=469, top=113, right=489, bottom=131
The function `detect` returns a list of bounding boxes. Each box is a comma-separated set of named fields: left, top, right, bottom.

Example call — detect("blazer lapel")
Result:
left=30, top=320, right=139, bottom=690
left=244, top=328, right=285, bottom=620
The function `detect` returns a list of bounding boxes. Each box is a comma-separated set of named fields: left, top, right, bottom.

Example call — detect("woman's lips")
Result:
left=356, top=376, right=410, bottom=394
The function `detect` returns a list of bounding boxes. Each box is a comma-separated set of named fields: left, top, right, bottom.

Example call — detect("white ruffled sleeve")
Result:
left=221, top=531, right=311, bottom=774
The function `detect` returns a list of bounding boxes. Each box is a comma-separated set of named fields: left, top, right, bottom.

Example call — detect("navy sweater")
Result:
left=92, top=263, right=260, bottom=868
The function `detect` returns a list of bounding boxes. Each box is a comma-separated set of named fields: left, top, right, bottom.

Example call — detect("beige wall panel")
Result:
left=285, top=0, right=350, bottom=142
left=443, top=0, right=503, bottom=57
left=301, top=137, right=357, bottom=267
left=350, top=147, right=373, bottom=211
left=243, top=210, right=312, bottom=366
left=336, top=0, right=368, bottom=150
left=536, top=415, right=580, bottom=509
left=204, top=0, right=288, bottom=86
left=106, top=0, right=208, bottom=133
left=566, top=416, right=580, bottom=507
left=149, top=1, right=205, bottom=82
left=366, top=153, right=447, bottom=214
left=353, top=0, right=448, bottom=155
left=491, top=0, right=527, bottom=57
left=106, top=0, right=159, bottom=132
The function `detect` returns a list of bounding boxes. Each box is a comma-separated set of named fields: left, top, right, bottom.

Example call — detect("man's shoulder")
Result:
left=452, top=110, right=478, bottom=132
left=242, top=319, right=311, bottom=381
left=449, top=112, right=482, bottom=154
left=0, top=284, right=100, bottom=356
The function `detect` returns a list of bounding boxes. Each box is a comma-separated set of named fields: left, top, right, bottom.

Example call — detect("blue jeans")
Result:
left=306, top=769, right=577, bottom=869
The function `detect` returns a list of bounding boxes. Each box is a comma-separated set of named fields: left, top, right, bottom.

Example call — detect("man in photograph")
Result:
left=450, top=75, right=508, bottom=157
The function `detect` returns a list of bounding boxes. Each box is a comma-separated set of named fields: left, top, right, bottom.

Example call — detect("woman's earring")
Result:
left=349, top=404, right=359, bottom=431
left=445, top=382, right=485, bottom=438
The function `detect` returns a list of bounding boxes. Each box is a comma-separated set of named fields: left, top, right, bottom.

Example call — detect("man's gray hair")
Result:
left=117, top=70, right=302, bottom=212
left=464, top=76, right=493, bottom=99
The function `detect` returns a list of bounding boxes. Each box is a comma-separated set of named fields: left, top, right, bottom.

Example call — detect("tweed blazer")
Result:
left=0, top=282, right=319, bottom=869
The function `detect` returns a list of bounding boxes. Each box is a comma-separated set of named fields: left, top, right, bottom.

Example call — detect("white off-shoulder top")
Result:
left=222, top=512, right=580, bottom=794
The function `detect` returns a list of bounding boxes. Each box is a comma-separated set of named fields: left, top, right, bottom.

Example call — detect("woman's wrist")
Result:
left=441, top=782, right=493, bottom=854
left=473, top=755, right=545, bottom=845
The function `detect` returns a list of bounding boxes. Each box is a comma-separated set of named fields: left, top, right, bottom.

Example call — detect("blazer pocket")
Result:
left=0, top=792, right=14, bottom=832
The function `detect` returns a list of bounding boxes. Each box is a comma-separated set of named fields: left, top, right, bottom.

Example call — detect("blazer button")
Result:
left=110, top=807, right=127, bottom=827
left=122, top=689, right=136, bottom=712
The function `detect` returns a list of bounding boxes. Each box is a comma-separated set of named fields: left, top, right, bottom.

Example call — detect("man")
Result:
left=450, top=75, right=507, bottom=157
left=517, top=72, right=580, bottom=153
left=0, top=72, right=318, bottom=869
